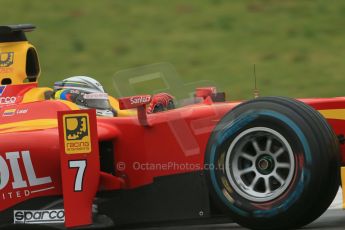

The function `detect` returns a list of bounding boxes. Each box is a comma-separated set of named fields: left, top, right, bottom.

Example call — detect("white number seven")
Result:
left=68, top=160, right=87, bottom=192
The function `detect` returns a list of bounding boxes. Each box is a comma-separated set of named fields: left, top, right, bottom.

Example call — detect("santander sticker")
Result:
left=130, top=96, right=151, bottom=105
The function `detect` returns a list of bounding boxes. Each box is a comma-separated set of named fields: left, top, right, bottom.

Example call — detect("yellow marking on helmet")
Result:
left=54, top=89, right=64, bottom=99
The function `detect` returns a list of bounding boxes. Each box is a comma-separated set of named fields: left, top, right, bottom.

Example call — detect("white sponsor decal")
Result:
left=2, top=109, right=28, bottom=117
left=83, top=92, right=108, bottom=99
left=70, top=89, right=80, bottom=94
left=14, top=209, right=65, bottom=224
left=0, top=96, right=16, bottom=104
left=16, top=109, right=28, bottom=114
left=130, top=96, right=151, bottom=105
left=0, top=151, right=53, bottom=200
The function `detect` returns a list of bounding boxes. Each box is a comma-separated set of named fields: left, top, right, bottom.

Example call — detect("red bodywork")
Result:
left=0, top=84, right=345, bottom=227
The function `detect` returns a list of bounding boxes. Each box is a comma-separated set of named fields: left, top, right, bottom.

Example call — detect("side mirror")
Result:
left=118, top=95, right=151, bottom=110
left=195, top=87, right=217, bottom=99
left=195, top=87, right=226, bottom=102
left=118, top=95, right=152, bottom=126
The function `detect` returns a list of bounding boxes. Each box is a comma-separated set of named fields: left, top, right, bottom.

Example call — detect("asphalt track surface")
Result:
left=129, top=189, right=345, bottom=230
left=129, top=211, right=345, bottom=230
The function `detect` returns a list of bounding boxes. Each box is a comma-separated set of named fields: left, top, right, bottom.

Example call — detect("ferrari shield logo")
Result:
left=0, top=52, right=14, bottom=67
left=62, top=113, right=91, bottom=154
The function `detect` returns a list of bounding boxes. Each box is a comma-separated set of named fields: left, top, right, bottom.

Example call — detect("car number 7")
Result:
left=68, top=160, right=87, bottom=192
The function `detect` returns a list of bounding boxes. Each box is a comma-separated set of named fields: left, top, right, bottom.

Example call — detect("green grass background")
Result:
left=1, top=0, right=345, bottom=100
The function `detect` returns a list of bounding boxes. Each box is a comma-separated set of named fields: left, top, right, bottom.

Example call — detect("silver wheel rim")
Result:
left=225, top=127, right=295, bottom=202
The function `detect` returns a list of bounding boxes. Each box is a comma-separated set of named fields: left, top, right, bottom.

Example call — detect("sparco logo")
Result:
left=14, top=209, right=65, bottom=224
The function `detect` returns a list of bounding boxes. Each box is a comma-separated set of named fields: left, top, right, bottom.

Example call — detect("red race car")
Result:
left=0, top=24, right=343, bottom=230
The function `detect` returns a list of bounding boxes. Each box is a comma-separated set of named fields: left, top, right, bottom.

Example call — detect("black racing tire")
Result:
left=205, top=97, right=340, bottom=230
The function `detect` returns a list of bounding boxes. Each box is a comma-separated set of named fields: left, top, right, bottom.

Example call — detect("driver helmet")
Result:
left=53, top=76, right=114, bottom=117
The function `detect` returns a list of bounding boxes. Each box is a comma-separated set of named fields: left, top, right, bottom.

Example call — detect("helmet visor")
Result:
left=83, top=93, right=111, bottom=110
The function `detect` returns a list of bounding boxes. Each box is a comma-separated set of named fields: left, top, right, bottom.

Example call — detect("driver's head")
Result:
left=53, top=76, right=114, bottom=117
